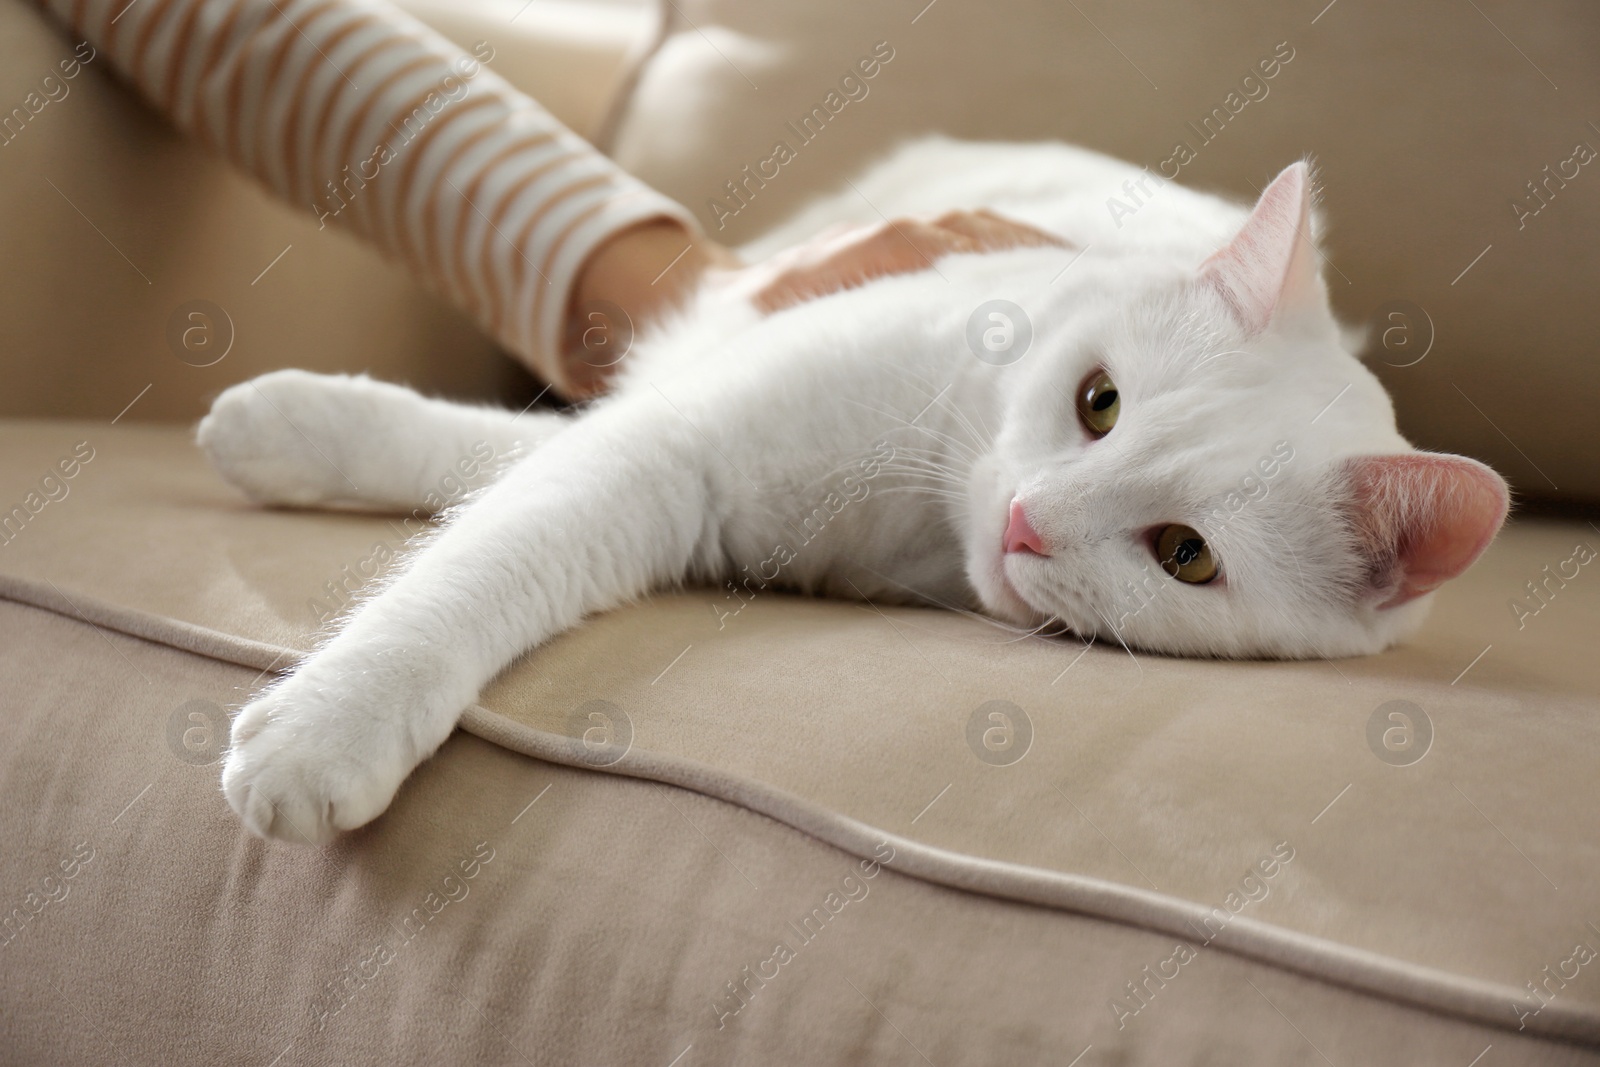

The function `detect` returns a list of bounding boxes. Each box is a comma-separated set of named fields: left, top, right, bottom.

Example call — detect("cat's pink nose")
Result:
left=1004, top=499, right=1048, bottom=556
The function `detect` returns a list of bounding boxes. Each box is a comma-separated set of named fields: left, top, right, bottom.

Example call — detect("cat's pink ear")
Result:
left=1342, top=453, right=1510, bottom=608
left=1201, top=162, right=1323, bottom=334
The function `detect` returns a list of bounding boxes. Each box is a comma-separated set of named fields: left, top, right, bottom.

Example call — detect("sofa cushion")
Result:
left=10, top=596, right=1594, bottom=1065
left=3, top=418, right=1598, bottom=1046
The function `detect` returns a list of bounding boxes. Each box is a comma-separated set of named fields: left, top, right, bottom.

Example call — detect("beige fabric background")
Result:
left=7, top=602, right=1591, bottom=1064
left=3, top=422, right=1598, bottom=1057
left=604, top=0, right=1600, bottom=506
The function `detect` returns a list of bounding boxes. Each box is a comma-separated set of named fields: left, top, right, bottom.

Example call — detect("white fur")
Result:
left=198, top=137, right=1494, bottom=842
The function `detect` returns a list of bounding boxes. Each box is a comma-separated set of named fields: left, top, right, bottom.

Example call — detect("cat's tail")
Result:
left=197, top=370, right=565, bottom=512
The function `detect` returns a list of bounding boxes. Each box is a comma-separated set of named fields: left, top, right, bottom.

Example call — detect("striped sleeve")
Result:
left=37, top=0, right=697, bottom=395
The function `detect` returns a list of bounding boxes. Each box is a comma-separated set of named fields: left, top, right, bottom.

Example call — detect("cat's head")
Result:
left=965, top=162, right=1509, bottom=658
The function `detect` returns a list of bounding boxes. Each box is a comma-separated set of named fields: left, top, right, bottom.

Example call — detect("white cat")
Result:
left=199, top=138, right=1509, bottom=843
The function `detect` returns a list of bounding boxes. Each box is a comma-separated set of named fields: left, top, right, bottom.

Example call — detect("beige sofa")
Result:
left=3, top=1, right=1598, bottom=1064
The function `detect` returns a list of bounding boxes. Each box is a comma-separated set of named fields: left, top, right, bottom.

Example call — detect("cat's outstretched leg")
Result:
left=197, top=370, right=569, bottom=511
left=220, top=397, right=719, bottom=842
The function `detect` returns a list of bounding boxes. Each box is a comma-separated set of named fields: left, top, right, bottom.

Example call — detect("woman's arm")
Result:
left=38, top=0, right=694, bottom=395
left=39, top=0, right=1063, bottom=397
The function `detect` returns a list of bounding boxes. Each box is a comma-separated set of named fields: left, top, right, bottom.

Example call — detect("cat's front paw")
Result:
left=221, top=683, right=414, bottom=844
left=197, top=370, right=360, bottom=507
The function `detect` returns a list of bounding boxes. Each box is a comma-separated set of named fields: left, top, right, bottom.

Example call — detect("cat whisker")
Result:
left=879, top=461, right=971, bottom=488
left=874, top=459, right=968, bottom=489
left=938, top=401, right=996, bottom=456
left=873, top=485, right=968, bottom=500
left=841, top=396, right=985, bottom=464
left=1089, top=605, right=1146, bottom=676
left=842, top=556, right=1066, bottom=642
left=873, top=456, right=969, bottom=483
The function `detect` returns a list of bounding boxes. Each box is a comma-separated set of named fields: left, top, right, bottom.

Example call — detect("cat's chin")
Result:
left=970, top=556, right=1043, bottom=627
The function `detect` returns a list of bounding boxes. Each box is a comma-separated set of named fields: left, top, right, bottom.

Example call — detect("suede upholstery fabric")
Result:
left=6, top=601, right=1596, bottom=1066
left=3, top=420, right=1597, bottom=1062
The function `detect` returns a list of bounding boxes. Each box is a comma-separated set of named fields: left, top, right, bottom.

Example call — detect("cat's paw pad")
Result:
left=197, top=370, right=360, bottom=506
left=221, top=686, right=411, bottom=844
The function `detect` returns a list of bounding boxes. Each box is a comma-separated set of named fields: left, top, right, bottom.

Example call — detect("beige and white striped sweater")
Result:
left=37, top=0, right=696, bottom=394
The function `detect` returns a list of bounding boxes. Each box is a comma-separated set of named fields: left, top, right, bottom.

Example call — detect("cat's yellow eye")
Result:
left=1156, top=524, right=1218, bottom=584
left=1076, top=369, right=1120, bottom=437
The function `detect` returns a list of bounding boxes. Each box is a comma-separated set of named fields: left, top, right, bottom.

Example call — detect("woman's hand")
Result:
left=562, top=210, right=1064, bottom=396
